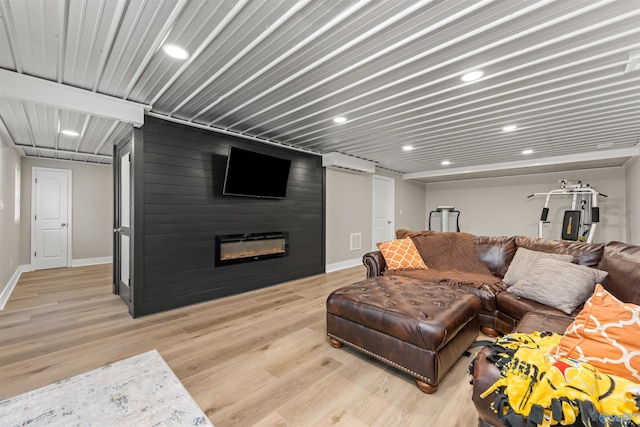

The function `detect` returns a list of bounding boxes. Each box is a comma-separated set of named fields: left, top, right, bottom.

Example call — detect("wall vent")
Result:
left=350, top=232, right=362, bottom=251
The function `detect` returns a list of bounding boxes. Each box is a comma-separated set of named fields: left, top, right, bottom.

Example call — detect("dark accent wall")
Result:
left=134, top=116, right=325, bottom=316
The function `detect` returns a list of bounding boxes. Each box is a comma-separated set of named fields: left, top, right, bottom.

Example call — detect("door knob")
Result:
left=61, top=223, right=67, bottom=227
left=114, top=227, right=122, bottom=233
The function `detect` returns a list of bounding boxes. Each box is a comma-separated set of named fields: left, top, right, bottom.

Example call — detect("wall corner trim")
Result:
left=0, top=264, right=32, bottom=310
left=325, top=258, right=363, bottom=273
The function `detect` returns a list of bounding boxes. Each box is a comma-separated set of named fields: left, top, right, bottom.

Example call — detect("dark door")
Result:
left=113, top=136, right=133, bottom=312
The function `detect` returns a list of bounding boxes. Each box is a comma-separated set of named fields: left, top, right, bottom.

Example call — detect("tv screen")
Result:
left=223, top=147, right=292, bottom=199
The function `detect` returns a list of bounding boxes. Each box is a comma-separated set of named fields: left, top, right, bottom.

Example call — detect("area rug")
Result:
left=0, top=349, right=213, bottom=426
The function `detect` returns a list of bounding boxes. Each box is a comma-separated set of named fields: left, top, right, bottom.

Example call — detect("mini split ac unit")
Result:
left=322, top=152, right=375, bottom=174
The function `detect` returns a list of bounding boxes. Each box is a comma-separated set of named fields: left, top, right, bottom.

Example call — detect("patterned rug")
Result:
left=0, top=350, right=213, bottom=426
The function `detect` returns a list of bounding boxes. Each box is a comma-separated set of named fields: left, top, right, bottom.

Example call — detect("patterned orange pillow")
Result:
left=377, top=237, right=428, bottom=271
left=554, top=284, right=640, bottom=382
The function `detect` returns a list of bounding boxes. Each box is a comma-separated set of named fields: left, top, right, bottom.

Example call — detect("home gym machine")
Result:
left=527, top=180, right=606, bottom=243
left=428, top=206, right=461, bottom=232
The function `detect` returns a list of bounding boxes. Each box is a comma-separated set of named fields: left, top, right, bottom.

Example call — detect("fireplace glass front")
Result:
left=215, top=232, right=288, bottom=266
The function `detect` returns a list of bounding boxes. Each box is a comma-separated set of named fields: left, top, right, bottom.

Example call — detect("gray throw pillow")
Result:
left=502, top=247, right=574, bottom=286
left=507, top=258, right=608, bottom=314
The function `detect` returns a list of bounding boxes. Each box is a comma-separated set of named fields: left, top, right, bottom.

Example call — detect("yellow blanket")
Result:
left=480, top=332, right=640, bottom=427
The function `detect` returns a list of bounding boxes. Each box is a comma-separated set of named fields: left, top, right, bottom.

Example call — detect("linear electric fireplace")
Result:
left=215, top=232, right=289, bottom=266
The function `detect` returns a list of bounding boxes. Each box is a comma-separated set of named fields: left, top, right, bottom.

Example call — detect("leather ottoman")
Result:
left=326, top=275, right=481, bottom=393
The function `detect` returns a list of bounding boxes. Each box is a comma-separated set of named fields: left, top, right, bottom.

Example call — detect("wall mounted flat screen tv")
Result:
left=223, top=146, right=292, bottom=199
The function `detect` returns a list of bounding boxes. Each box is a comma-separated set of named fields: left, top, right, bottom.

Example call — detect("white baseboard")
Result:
left=0, top=264, right=31, bottom=310
left=325, top=257, right=362, bottom=273
left=71, top=256, right=113, bottom=267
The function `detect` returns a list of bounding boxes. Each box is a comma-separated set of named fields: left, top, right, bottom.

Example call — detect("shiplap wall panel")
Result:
left=138, top=116, right=324, bottom=315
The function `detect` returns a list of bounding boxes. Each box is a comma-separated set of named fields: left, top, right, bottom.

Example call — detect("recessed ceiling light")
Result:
left=502, top=125, right=518, bottom=132
left=60, top=129, right=80, bottom=137
left=522, top=149, right=534, bottom=155
left=624, top=52, right=640, bottom=73
left=461, top=70, right=484, bottom=82
left=162, top=43, right=190, bottom=60
left=333, top=116, right=347, bottom=124
left=441, top=160, right=451, bottom=166
left=402, top=145, right=414, bottom=151
left=596, top=142, right=614, bottom=149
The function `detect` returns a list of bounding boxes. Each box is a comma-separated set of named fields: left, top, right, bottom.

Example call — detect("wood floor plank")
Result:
left=0, top=264, right=483, bottom=426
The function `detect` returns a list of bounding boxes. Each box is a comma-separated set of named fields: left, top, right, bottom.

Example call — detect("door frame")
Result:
left=113, top=139, right=130, bottom=298
left=30, top=167, right=73, bottom=269
left=371, top=174, right=395, bottom=250
left=113, top=126, right=142, bottom=317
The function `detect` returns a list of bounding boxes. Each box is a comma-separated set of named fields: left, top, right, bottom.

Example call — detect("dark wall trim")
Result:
left=133, top=116, right=325, bottom=316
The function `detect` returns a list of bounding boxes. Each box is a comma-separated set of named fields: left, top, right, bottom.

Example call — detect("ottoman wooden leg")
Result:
left=329, top=336, right=343, bottom=348
left=416, top=379, right=438, bottom=394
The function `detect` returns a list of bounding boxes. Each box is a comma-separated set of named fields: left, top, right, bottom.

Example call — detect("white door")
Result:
left=32, top=168, right=71, bottom=270
left=372, top=175, right=394, bottom=249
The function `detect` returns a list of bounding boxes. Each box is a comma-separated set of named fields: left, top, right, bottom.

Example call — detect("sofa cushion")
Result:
left=554, top=284, right=640, bottom=383
left=514, top=236, right=604, bottom=267
left=474, top=235, right=517, bottom=278
left=514, top=312, right=575, bottom=334
left=376, top=237, right=427, bottom=271
left=502, top=247, right=573, bottom=286
left=496, top=292, right=581, bottom=321
left=597, top=241, right=640, bottom=305
left=507, top=258, right=608, bottom=314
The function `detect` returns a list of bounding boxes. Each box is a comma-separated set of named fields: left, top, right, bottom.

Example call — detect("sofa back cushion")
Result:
left=474, top=236, right=517, bottom=278
left=502, top=247, right=574, bottom=286
left=514, top=236, right=604, bottom=267
left=597, top=241, right=640, bottom=305
left=507, top=258, right=608, bottom=314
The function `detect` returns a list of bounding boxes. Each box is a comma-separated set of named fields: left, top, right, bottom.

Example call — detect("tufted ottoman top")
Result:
left=327, top=276, right=481, bottom=352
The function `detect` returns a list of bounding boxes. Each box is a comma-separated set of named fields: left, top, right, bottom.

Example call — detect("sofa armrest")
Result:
left=472, top=312, right=575, bottom=427
left=363, top=251, right=386, bottom=278
left=472, top=347, right=503, bottom=427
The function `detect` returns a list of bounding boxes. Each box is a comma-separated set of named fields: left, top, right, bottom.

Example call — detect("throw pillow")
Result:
left=377, top=237, right=428, bottom=271
left=507, top=258, right=608, bottom=314
left=502, top=247, right=574, bottom=286
left=554, top=284, right=640, bottom=383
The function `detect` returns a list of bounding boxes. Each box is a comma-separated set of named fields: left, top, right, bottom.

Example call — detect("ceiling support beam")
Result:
left=21, top=146, right=112, bottom=162
left=146, top=112, right=320, bottom=156
left=403, top=147, right=640, bottom=180
left=0, top=69, right=148, bottom=127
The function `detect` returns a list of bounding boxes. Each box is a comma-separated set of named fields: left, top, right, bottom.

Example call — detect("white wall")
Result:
left=424, top=167, right=627, bottom=243
left=625, top=156, right=640, bottom=245
left=325, top=168, right=425, bottom=269
left=0, top=142, right=23, bottom=304
left=20, top=158, right=113, bottom=265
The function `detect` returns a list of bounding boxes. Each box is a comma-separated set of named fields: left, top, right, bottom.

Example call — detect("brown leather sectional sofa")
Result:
left=363, top=232, right=640, bottom=426
left=363, top=234, right=640, bottom=336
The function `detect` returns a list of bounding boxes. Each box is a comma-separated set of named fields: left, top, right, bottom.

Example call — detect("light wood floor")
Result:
left=0, top=264, right=482, bottom=426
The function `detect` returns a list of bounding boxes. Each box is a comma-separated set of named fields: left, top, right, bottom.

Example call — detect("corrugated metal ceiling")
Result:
left=0, top=0, right=638, bottom=181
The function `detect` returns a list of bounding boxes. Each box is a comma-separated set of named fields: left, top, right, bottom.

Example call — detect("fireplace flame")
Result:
left=220, top=247, right=285, bottom=261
